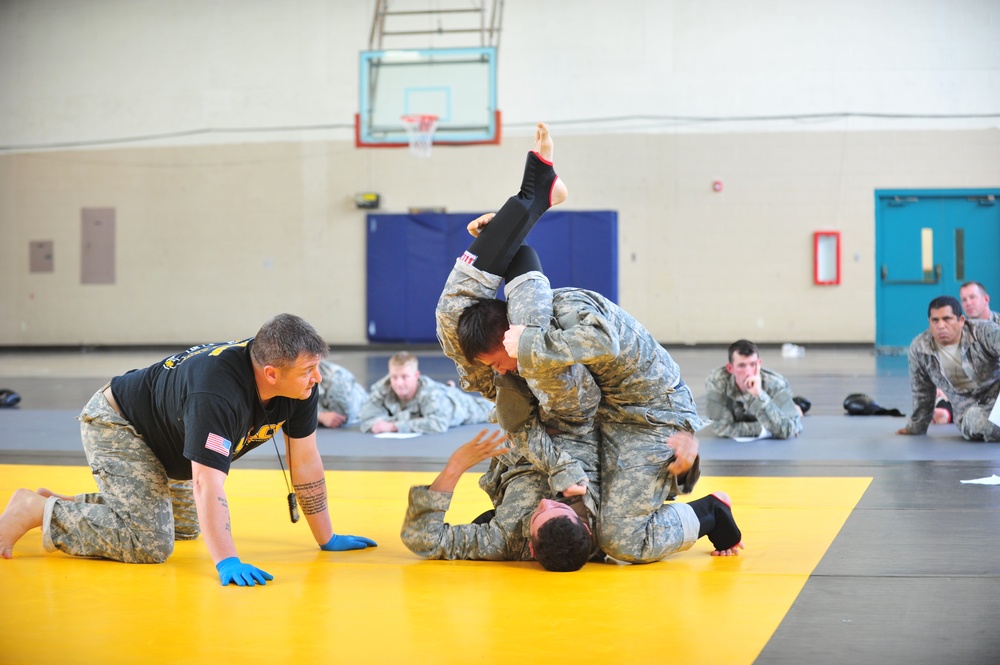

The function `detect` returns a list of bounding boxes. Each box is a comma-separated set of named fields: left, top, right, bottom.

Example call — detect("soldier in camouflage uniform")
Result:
left=410, top=123, right=605, bottom=571
left=425, top=122, right=742, bottom=568
left=705, top=339, right=803, bottom=439
left=401, top=418, right=602, bottom=566
left=435, top=123, right=601, bottom=495
left=316, top=360, right=368, bottom=428
left=358, top=352, right=493, bottom=435
left=960, top=281, right=1000, bottom=325
left=438, top=261, right=600, bottom=490
left=896, top=295, right=1000, bottom=442
left=503, top=285, right=739, bottom=562
left=0, top=314, right=377, bottom=585
left=401, top=408, right=741, bottom=570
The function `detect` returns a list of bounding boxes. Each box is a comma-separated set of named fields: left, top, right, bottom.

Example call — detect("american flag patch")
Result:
left=205, top=433, right=232, bottom=456
left=459, top=250, right=477, bottom=265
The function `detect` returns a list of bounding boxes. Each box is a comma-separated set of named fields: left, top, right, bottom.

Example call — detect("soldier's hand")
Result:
left=449, top=429, right=511, bottom=472
left=216, top=557, right=273, bottom=587
left=666, top=431, right=699, bottom=475
left=321, top=534, right=378, bottom=551
left=318, top=411, right=347, bottom=428
left=370, top=420, right=398, bottom=434
left=503, top=325, right=526, bottom=358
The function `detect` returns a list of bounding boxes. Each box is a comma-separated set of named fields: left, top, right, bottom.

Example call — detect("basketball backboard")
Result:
left=356, top=47, right=500, bottom=147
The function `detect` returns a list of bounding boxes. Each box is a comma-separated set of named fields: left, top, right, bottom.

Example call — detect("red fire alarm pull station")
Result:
left=814, top=231, right=841, bottom=285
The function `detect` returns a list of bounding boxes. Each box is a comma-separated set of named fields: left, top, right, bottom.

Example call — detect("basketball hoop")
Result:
left=401, top=114, right=438, bottom=158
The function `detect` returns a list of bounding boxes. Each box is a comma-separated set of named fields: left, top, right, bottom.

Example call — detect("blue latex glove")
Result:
left=320, top=534, right=378, bottom=551
left=215, top=557, right=273, bottom=587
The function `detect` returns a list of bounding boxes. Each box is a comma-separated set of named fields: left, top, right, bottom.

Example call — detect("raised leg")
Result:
left=534, top=122, right=567, bottom=206
left=462, top=122, right=567, bottom=275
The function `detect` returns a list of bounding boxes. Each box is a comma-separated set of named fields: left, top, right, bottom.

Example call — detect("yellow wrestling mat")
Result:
left=0, top=465, right=870, bottom=665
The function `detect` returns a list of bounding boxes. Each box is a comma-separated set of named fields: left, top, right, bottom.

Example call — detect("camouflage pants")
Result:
left=596, top=421, right=700, bottom=564
left=42, top=389, right=199, bottom=564
left=445, top=388, right=495, bottom=426
left=958, top=403, right=1000, bottom=442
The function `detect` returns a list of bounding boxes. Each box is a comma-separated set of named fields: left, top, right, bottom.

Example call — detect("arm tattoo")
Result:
left=293, top=478, right=328, bottom=515
left=216, top=495, right=231, bottom=532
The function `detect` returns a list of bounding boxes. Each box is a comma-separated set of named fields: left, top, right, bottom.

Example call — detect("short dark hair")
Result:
left=927, top=296, right=963, bottom=319
left=728, top=339, right=759, bottom=363
left=457, top=298, right=509, bottom=364
left=531, top=516, right=593, bottom=572
left=251, top=313, right=328, bottom=369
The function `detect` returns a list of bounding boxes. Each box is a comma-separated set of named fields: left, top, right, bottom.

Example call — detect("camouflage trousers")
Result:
left=444, top=387, right=495, bottom=426
left=596, top=421, right=700, bottom=564
left=958, top=402, right=1000, bottom=442
left=43, top=388, right=199, bottom=564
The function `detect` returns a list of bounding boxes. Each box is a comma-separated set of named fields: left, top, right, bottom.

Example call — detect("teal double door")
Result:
left=875, top=189, right=1000, bottom=351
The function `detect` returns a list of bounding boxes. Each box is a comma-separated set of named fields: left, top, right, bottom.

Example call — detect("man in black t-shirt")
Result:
left=0, top=313, right=377, bottom=586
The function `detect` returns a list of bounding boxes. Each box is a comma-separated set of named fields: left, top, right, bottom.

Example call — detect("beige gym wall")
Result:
left=3, top=127, right=997, bottom=346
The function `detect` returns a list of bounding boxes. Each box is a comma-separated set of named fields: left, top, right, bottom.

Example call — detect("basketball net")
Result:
left=401, top=114, right=438, bottom=158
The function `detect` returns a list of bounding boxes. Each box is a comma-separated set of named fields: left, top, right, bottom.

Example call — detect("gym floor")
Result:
left=1, top=345, right=998, bottom=665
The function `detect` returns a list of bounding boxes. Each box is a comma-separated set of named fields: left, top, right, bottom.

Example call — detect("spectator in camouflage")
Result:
left=316, top=360, right=368, bottom=428
left=358, top=352, right=493, bottom=434
left=704, top=339, right=804, bottom=439
left=896, top=295, right=1000, bottom=441
left=959, top=281, right=1000, bottom=324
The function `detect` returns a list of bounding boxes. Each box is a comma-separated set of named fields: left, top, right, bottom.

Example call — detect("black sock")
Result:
left=468, top=151, right=557, bottom=275
left=689, top=495, right=742, bottom=551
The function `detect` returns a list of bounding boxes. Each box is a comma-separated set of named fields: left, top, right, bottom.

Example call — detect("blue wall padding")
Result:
left=366, top=210, right=618, bottom=342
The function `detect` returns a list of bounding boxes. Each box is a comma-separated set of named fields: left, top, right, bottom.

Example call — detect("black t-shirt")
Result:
left=109, top=338, right=318, bottom=480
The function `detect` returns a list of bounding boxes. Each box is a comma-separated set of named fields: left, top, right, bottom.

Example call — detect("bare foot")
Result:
left=467, top=212, right=496, bottom=237
left=534, top=122, right=554, bottom=161
left=36, top=488, right=76, bottom=501
left=711, top=542, right=745, bottom=556
left=533, top=122, right=568, bottom=206
left=550, top=177, right=568, bottom=207
left=0, top=489, right=48, bottom=559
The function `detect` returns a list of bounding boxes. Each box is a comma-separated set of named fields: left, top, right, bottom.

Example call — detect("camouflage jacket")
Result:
left=358, top=374, right=489, bottom=434
left=901, top=320, right=1000, bottom=434
left=316, top=361, right=368, bottom=426
left=435, top=259, right=601, bottom=489
left=704, top=366, right=802, bottom=439
left=400, top=418, right=600, bottom=561
left=516, top=287, right=708, bottom=433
